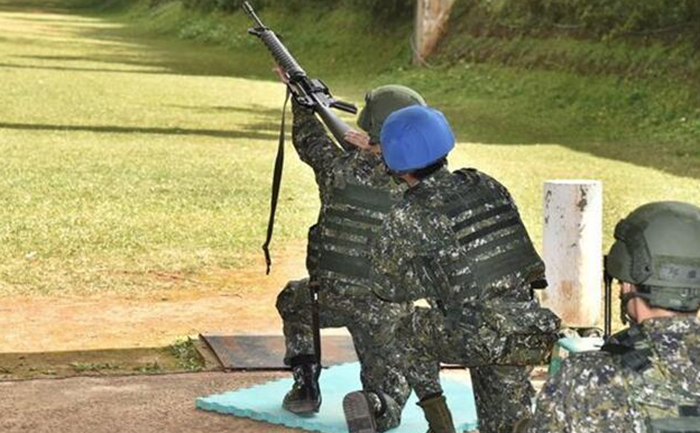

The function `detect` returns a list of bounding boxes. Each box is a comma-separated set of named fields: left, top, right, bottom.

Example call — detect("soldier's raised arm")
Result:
left=271, top=66, right=343, bottom=187
left=291, top=100, right=343, bottom=187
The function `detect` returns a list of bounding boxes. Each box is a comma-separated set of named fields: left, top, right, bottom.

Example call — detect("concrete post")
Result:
left=413, top=0, right=456, bottom=65
left=541, top=180, right=603, bottom=328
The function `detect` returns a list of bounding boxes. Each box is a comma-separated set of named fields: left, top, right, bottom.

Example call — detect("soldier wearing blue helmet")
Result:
left=346, top=105, right=560, bottom=433
left=379, top=106, right=456, bottom=174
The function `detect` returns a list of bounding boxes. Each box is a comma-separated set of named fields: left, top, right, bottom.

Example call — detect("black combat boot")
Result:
left=282, top=356, right=322, bottom=414
left=343, top=391, right=384, bottom=433
left=418, top=393, right=456, bottom=433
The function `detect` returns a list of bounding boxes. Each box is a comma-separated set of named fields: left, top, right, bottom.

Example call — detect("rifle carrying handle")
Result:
left=331, top=99, right=358, bottom=114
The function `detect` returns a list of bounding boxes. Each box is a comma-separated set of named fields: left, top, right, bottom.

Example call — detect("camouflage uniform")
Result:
left=527, top=316, right=700, bottom=433
left=370, top=166, right=560, bottom=433
left=276, top=101, right=412, bottom=431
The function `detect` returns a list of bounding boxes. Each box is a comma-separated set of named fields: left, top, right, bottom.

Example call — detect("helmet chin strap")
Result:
left=603, top=256, right=613, bottom=340
left=619, top=290, right=643, bottom=325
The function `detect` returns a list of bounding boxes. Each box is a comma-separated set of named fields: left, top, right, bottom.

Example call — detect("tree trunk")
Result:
left=413, top=0, right=456, bottom=65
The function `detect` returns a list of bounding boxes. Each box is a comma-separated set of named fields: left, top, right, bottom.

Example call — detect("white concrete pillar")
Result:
left=541, top=180, right=603, bottom=328
left=413, top=0, right=456, bottom=65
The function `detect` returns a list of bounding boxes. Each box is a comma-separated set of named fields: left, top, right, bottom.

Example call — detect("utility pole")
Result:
left=542, top=180, right=603, bottom=330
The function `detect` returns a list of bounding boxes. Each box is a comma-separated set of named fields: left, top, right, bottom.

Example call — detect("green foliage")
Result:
left=178, top=0, right=414, bottom=21
left=69, top=362, right=121, bottom=373
left=134, top=362, right=164, bottom=373
left=441, top=1, right=700, bottom=83
left=168, top=339, right=204, bottom=372
left=466, top=0, right=700, bottom=42
left=344, top=0, right=414, bottom=21
left=142, top=0, right=412, bottom=80
left=181, top=0, right=332, bottom=14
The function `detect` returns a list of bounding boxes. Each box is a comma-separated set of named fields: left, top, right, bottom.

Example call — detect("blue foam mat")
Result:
left=558, top=337, right=604, bottom=353
left=196, top=362, right=478, bottom=432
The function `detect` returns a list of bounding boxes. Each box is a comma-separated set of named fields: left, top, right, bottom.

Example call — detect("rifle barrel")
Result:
left=242, top=2, right=266, bottom=29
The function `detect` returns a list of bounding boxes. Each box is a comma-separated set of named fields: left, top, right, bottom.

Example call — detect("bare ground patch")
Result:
left=1, top=245, right=306, bottom=353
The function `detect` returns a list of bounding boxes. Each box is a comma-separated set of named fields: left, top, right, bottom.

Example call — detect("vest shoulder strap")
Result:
left=620, top=348, right=653, bottom=372
left=453, top=168, right=481, bottom=184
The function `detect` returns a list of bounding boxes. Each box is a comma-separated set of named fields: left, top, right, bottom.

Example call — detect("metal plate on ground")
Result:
left=199, top=334, right=357, bottom=371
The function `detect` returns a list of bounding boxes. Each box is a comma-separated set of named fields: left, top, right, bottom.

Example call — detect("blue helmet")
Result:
left=380, top=105, right=455, bottom=173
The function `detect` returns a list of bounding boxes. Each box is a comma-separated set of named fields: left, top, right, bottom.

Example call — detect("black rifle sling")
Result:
left=310, top=279, right=322, bottom=365
left=262, top=88, right=291, bottom=275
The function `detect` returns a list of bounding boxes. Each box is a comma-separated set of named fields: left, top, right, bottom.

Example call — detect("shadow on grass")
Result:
left=241, top=121, right=282, bottom=133
left=11, top=48, right=248, bottom=77
left=0, top=62, right=174, bottom=76
left=13, top=54, right=174, bottom=70
left=0, top=122, right=279, bottom=141
left=166, top=104, right=281, bottom=118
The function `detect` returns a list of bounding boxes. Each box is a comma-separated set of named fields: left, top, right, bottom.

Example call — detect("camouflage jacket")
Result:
left=291, top=101, right=403, bottom=290
left=527, top=316, right=700, bottom=433
left=370, top=166, right=543, bottom=305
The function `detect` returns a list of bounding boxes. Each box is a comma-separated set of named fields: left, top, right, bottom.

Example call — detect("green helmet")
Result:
left=357, top=85, right=426, bottom=143
left=607, top=201, right=700, bottom=312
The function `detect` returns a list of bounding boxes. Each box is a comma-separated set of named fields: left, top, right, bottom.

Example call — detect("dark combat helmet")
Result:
left=607, top=201, right=700, bottom=313
left=357, top=85, right=426, bottom=144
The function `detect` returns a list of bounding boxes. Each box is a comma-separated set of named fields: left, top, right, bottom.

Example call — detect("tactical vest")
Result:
left=316, top=181, right=398, bottom=286
left=603, top=327, right=700, bottom=433
left=419, top=169, right=545, bottom=301
left=407, top=169, right=558, bottom=366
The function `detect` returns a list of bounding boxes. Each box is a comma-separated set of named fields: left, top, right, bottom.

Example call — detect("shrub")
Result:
left=345, top=0, right=414, bottom=21
left=180, top=0, right=415, bottom=22
left=182, top=0, right=334, bottom=14
left=492, top=0, right=700, bottom=41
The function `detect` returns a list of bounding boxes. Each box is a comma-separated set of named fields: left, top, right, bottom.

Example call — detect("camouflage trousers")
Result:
left=276, top=278, right=412, bottom=432
left=396, top=307, right=535, bottom=433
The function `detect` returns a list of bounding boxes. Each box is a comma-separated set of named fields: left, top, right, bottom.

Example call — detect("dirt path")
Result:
left=0, top=371, right=303, bottom=433
left=0, top=246, right=306, bottom=353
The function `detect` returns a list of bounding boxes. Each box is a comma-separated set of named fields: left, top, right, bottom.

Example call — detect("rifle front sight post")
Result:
left=242, top=1, right=266, bottom=30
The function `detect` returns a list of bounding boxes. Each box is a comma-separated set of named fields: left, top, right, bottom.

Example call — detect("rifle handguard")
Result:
left=258, top=30, right=306, bottom=79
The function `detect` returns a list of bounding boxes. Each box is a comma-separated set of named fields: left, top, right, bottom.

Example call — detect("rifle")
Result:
left=245, top=1, right=352, bottom=367
left=243, top=1, right=357, bottom=150
left=244, top=0, right=359, bottom=275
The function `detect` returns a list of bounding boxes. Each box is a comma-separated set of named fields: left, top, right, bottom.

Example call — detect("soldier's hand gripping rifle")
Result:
left=243, top=1, right=357, bottom=151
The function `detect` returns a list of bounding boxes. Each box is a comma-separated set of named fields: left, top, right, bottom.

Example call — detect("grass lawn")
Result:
left=1, top=0, right=699, bottom=297
left=0, top=3, right=318, bottom=294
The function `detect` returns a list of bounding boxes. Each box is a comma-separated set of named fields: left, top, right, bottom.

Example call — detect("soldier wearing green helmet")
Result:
left=518, top=201, right=700, bottom=433
left=357, top=85, right=429, bottom=144
left=354, top=105, right=560, bottom=433
left=273, top=70, right=426, bottom=432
